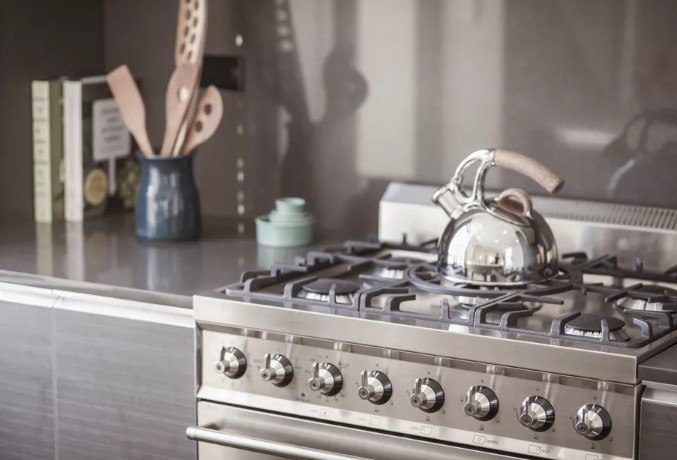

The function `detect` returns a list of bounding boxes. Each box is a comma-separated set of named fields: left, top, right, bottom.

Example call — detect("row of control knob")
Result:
left=214, top=349, right=611, bottom=440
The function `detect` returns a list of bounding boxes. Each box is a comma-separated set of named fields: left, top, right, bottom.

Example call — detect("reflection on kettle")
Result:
left=432, top=149, right=564, bottom=287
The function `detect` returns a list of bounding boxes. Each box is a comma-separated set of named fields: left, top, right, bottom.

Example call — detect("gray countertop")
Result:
left=639, top=344, right=677, bottom=386
left=0, top=215, right=356, bottom=303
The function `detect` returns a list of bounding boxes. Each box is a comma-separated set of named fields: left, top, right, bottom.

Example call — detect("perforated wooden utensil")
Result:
left=181, top=85, right=223, bottom=155
left=160, top=62, right=200, bottom=156
left=172, top=0, right=208, bottom=155
left=176, top=0, right=207, bottom=67
left=106, top=65, right=154, bottom=156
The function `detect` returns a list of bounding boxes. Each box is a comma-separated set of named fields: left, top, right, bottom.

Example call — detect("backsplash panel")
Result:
left=234, top=0, right=677, bottom=234
left=5, top=0, right=677, bottom=236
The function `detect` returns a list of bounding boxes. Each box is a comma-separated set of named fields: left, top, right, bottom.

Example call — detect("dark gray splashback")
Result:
left=234, top=0, right=677, bottom=234
left=4, top=0, right=677, bottom=237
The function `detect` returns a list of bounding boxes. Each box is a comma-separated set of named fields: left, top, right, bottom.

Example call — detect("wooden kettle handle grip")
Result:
left=497, top=188, right=533, bottom=216
left=493, top=149, right=564, bottom=194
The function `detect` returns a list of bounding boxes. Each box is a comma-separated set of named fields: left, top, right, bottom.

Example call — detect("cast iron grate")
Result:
left=224, top=241, right=677, bottom=348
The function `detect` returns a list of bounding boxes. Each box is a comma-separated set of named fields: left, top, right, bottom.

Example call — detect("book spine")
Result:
left=49, top=81, right=65, bottom=221
left=64, top=81, right=83, bottom=222
left=31, top=81, right=52, bottom=222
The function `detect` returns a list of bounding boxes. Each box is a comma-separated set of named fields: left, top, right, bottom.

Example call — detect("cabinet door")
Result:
left=0, top=300, right=55, bottom=460
left=55, top=309, right=196, bottom=460
left=640, top=387, right=677, bottom=460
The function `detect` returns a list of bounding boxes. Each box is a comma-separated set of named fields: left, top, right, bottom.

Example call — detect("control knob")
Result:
left=464, top=386, right=499, bottom=421
left=308, top=362, right=343, bottom=396
left=409, top=378, right=444, bottom=413
left=518, top=396, right=555, bottom=432
left=259, top=353, right=294, bottom=387
left=357, top=370, right=392, bottom=405
left=574, top=404, right=612, bottom=440
left=213, top=347, right=247, bottom=379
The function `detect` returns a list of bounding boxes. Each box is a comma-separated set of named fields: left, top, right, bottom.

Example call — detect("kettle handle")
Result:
left=496, top=188, right=532, bottom=216
left=493, top=149, right=564, bottom=194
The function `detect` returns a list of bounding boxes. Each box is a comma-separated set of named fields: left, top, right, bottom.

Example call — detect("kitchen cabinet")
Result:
left=0, top=280, right=196, bottom=460
left=54, top=309, right=196, bottom=460
left=0, top=299, right=55, bottom=460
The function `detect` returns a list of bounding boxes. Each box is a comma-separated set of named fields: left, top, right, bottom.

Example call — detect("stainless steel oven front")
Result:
left=189, top=401, right=521, bottom=459
left=189, top=300, right=638, bottom=460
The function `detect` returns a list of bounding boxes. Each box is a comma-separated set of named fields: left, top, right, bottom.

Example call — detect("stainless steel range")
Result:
left=189, top=236, right=677, bottom=459
left=188, top=152, right=677, bottom=459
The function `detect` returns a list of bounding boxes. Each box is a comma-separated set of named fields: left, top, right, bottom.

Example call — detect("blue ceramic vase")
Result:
left=135, top=152, right=201, bottom=241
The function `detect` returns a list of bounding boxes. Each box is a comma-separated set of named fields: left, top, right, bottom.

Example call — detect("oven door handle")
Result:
left=186, top=424, right=372, bottom=460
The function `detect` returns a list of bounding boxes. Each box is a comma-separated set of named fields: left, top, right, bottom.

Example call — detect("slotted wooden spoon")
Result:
left=172, top=0, right=208, bottom=155
left=176, top=0, right=208, bottom=67
left=160, top=62, right=200, bottom=156
left=181, top=85, right=223, bottom=154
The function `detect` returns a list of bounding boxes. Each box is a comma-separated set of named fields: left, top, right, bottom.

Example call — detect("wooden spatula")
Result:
left=106, top=65, right=154, bottom=156
left=160, top=62, right=200, bottom=156
left=181, top=85, right=223, bottom=154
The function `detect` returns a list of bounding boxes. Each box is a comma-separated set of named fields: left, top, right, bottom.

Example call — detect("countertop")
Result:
left=0, top=214, right=356, bottom=303
left=639, top=344, right=677, bottom=386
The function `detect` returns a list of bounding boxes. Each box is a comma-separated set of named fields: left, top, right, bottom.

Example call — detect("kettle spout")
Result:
left=432, top=185, right=458, bottom=218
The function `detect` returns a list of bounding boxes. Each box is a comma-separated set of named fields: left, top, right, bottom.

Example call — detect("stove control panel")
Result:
left=199, top=330, right=634, bottom=460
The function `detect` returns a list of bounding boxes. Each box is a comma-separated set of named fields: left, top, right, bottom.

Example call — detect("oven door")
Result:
left=189, top=401, right=522, bottom=460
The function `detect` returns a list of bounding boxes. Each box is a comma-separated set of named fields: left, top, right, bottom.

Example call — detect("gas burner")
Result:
left=616, top=284, right=677, bottom=311
left=564, top=315, right=630, bottom=341
left=299, top=279, right=361, bottom=305
left=371, top=257, right=429, bottom=280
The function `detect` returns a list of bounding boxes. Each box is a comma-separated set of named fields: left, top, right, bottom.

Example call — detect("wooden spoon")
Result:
left=175, top=0, right=207, bottom=67
left=172, top=0, right=208, bottom=155
left=106, top=65, right=153, bottom=156
left=181, top=85, right=223, bottom=154
left=160, top=62, right=200, bottom=156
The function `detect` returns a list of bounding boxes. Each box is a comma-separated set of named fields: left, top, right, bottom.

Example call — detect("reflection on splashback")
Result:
left=238, top=0, right=677, bottom=234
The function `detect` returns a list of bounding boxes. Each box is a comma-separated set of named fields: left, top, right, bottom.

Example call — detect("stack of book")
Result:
left=31, top=76, right=140, bottom=223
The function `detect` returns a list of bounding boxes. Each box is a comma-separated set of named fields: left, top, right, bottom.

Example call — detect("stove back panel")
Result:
left=379, top=182, right=677, bottom=271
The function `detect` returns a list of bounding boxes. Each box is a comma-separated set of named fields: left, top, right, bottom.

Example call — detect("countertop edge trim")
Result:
left=0, top=281, right=56, bottom=308
left=53, top=289, right=194, bottom=328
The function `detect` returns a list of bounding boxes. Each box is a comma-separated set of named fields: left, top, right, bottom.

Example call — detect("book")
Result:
left=63, top=76, right=139, bottom=222
left=31, top=80, right=65, bottom=223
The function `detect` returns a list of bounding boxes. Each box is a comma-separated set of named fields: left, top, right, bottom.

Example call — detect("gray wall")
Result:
left=0, top=0, right=106, bottom=223
left=5, top=0, right=677, bottom=236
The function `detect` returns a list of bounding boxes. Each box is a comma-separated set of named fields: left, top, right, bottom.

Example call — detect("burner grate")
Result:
left=224, top=242, right=677, bottom=348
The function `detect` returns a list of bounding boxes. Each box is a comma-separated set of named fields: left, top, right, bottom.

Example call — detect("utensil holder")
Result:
left=135, top=152, right=201, bottom=241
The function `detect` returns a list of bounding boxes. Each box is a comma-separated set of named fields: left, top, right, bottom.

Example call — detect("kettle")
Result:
left=432, top=149, right=565, bottom=286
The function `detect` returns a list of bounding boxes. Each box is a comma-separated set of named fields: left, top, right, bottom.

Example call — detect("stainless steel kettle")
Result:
left=432, top=148, right=565, bottom=286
